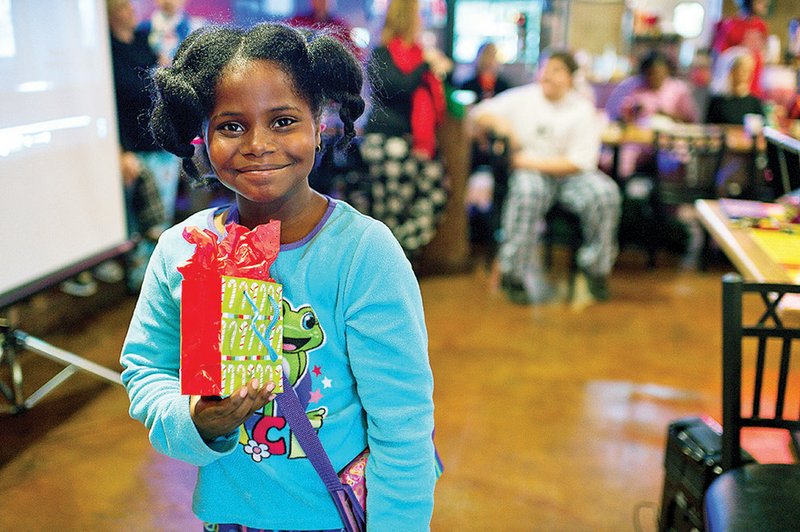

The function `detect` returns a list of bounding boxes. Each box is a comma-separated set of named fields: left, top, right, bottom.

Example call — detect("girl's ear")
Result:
left=315, top=122, right=324, bottom=149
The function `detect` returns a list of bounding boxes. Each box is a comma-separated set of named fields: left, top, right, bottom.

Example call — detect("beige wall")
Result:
left=567, top=1, right=626, bottom=55
left=568, top=0, right=797, bottom=58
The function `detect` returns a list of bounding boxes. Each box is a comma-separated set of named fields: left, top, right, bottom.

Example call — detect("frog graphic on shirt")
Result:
left=239, top=298, right=328, bottom=461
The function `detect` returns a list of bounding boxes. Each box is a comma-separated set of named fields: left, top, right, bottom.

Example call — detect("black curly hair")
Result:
left=148, top=22, right=365, bottom=187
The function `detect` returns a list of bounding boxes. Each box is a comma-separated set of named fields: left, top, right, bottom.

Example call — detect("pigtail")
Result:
left=306, top=35, right=365, bottom=147
left=150, top=69, right=204, bottom=159
left=148, top=26, right=243, bottom=185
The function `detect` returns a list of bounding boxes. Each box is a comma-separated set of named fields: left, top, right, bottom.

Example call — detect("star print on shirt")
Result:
left=309, top=389, right=323, bottom=403
left=321, top=377, right=332, bottom=388
left=312, top=365, right=322, bottom=377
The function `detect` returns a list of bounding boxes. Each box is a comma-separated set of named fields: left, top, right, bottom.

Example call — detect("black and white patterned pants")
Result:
left=499, top=168, right=621, bottom=285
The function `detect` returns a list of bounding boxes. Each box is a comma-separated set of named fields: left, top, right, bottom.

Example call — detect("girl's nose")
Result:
left=242, top=127, right=276, bottom=156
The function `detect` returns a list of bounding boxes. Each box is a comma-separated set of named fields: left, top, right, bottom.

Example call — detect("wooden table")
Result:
left=696, top=198, right=800, bottom=328
left=695, top=199, right=792, bottom=283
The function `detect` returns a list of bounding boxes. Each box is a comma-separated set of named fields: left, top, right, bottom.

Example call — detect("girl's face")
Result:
left=730, top=56, right=755, bottom=93
left=204, top=60, right=321, bottom=208
left=645, top=62, right=670, bottom=90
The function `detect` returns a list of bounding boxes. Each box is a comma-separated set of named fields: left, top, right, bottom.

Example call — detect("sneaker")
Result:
left=92, top=260, right=125, bottom=283
left=575, top=270, right=610, bottom=302
left=501, top=274, right=556, bottom=305
left=60, top=271, right=98, bottom=297
left=501, top=274, right=531, bottom=305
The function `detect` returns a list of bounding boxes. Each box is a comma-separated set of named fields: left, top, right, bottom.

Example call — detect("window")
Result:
left=452, top=0, right=543, bottom=65
left=673, top=2, right=705, bottom=39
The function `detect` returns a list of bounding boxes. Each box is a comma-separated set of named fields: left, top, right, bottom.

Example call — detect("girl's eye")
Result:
left=218, top=122, right=244, bottom=133
left=274, top=117, right=297, bottom=128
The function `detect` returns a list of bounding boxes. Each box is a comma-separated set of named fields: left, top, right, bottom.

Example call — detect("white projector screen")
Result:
left=0, top=0, right=130, bottom=307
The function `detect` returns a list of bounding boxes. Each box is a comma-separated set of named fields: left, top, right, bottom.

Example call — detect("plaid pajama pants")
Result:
left=498, top=168, right=621, bottom=286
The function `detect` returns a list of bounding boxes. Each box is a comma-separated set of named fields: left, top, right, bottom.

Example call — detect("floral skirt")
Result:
left=314, top=133, right=448, bottom=258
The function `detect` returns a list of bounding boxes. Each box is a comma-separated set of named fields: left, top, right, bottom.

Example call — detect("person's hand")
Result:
left=423, top=47, right=453, bottom=79
left=190, top=379, right=277, bottom=442
left=619, top=97, right=643, bottom=124
left=120, top=151, right=141, bottom=186
left=412, top=148, right=432, bottom=161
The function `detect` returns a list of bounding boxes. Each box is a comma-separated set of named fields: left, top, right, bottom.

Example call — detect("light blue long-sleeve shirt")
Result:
left=120, top=199, right=436, bottom=530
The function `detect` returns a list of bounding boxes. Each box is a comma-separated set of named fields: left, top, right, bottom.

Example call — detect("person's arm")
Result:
left=119, top=150, right=141, bottom=186
left=343, top=223, right=436, bottom=530
left=511, top=152, right=582, bottom=176
left=671, top=80, right=700, bottom=123
left=466, top=91, right=521, bottom=150
left=120, top=232, right=245, bottom=466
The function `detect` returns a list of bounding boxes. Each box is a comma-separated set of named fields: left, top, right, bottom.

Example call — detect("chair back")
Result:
left=721, top=273, right=800, bottom=470
left=653, top=126, right=727, bottom=205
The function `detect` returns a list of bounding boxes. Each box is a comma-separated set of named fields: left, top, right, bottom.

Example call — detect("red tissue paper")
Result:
left=178, top=220, right=284, bottom=396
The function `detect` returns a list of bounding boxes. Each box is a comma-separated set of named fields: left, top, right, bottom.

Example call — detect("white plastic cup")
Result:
left=743, top=113, right=765, bottom=136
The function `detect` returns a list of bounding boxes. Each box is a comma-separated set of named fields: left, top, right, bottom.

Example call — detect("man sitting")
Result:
left=467, top=50, right=621, bottom=305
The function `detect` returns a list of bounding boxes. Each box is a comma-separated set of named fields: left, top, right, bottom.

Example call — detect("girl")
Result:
left=706, top=46, right=764, bottom=125
left=120, top=22, right=437, bottom=531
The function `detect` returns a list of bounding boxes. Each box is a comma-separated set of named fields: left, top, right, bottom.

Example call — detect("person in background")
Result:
left=459, top=41, right=511, bottom=102
left=705, top=46, right=764, bottom=124
left=459, top=41, right=513, bottom=256
left=108, top=0, right=177, bottom=291
left=467, top=50, right=621, bottom=305
left=137, top=0, right=207, bottom=224
left=606, top=50, right=699, bottom=126
left=137, top=0, right=206, bottom=67
left=355, top=0, right=451, bottom=261
left=704, top=46, right=765, bottom=201
left=287, top=0, right=358, bottom=57
left=605, top=50, right=699, bottom=177
left=120, top=21, right=438, bottom=530
left=712, top=0, right=770, bottom=98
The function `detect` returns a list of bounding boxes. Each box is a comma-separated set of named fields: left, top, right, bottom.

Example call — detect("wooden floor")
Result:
left=0, top=249, right=732, bottom=531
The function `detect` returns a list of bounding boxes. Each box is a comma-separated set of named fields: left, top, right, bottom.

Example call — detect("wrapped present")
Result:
left=178, top=220, right=284, bottom=396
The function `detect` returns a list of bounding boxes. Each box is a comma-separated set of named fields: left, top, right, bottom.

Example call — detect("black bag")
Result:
left=658, top=416, right=753, bottom=532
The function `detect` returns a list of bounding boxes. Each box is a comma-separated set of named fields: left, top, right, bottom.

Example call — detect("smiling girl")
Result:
left=120, top=22, right=438, bottom=531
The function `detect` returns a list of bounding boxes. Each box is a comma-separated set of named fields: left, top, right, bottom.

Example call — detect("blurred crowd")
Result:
left=64, top=0, right=800, bottom=309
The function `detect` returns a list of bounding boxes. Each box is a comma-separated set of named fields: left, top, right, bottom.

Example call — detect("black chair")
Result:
left=651, top=127, right=727, bottom=269
left=704, top=273, right=800, bottom=531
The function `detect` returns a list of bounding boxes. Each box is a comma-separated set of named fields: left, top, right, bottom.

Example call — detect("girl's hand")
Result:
left=190, top=379, right=277, bottom=442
